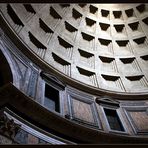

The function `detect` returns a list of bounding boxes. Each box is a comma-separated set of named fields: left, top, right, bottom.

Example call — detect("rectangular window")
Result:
left=104, top=108, right=124, bottom=131
left=44, top=84, right=60, bottom=113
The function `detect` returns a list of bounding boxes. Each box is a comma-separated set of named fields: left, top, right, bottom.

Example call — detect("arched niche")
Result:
left=0, top=50, right=13, bottom=87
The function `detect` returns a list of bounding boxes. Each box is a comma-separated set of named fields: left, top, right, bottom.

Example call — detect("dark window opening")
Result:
left=104, top=108, right=124, bottom=131
left=44, top=84, right=60, bottom=112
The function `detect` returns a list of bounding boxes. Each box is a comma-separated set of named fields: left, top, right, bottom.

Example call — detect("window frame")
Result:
left=100, top=105, right=128, bottom=134
left=40, top=72, right=65, bottom=115
left=44, top=83, right=61, bottom=113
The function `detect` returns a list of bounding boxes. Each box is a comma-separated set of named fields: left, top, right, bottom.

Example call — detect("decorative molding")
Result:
left=96, top=96, right=120, bottom=108
left=124, top=106, right=148, bottom=135
left=4, top=108, right=67, bottom=144
left=100, top=106, right=128, bottom=134
left=40, top=71, right=66, bottom=90
left=27, top=70, right=38, bottom=98
left=13, top=58, right=28, bottom=80
left=66, top=90, right=101, bottom=129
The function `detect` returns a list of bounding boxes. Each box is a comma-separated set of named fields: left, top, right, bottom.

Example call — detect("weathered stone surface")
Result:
left=0, top=135, right=12, bottom=144
left=14, top=129, right=28, bottom=144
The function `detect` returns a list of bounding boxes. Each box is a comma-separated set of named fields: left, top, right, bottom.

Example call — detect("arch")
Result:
left=0, top=49, right=13, bottom=87
left=0, top=39, right=20, bottom=88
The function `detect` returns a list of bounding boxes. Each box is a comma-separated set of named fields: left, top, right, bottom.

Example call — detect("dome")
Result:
left=1, top=3, right=148, bottom=93
left=0, top=3, right=148, bottom=144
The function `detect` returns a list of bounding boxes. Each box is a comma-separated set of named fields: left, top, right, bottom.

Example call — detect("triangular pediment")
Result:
left=40, top=71, right=65, bottom=90
left=96, top=96, right=120, bottom=107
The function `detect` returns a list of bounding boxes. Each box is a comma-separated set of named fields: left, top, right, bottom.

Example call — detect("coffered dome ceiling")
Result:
left=1, top=3, right=148, bottom=93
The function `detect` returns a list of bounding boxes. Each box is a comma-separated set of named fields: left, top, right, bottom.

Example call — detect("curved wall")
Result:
left=1, top=3, right=148, bottom=93
left=0, top=3, right=148, bottom=144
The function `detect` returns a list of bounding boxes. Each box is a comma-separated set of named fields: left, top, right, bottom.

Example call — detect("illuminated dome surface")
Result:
left=0, top=3, right=148, bottom=144
left=1, top=3, right=148, bottom=93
